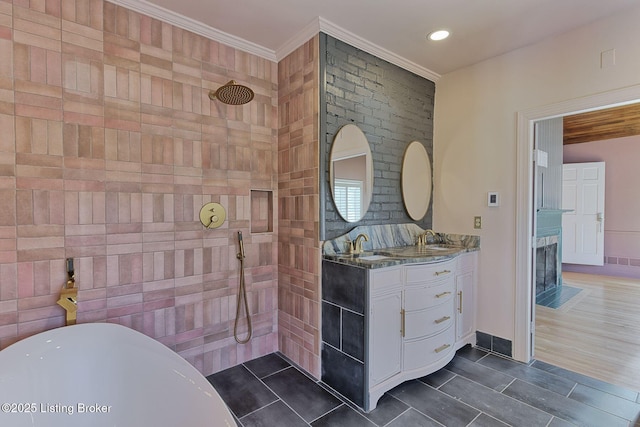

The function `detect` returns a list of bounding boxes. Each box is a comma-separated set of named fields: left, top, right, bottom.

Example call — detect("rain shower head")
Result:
left=208, top=80, right=254, bottom=105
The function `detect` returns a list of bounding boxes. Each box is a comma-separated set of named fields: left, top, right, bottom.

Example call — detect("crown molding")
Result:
left=105, top=0, right=277, bottom=62
left=105, top=1, right=439, bottom=82
left=317, top=17, right=440, bottom=82
left=274, top=18, right=321, bottom=61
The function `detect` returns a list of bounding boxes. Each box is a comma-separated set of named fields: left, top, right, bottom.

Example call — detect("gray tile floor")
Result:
left=207, top=346, right=640, bottom=427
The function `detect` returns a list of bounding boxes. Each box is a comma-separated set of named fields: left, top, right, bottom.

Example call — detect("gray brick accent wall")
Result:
left=320, top=34, right=436, bottom=240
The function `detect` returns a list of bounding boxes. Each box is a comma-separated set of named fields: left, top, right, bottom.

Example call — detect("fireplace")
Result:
left=535, top=235, right=560, bottom=297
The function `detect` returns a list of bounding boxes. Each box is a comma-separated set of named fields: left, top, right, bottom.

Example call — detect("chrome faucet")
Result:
left=350, top=233, right=369, bottom=254
left=418, top=229, right=438, bottom=246
left=56, top=258, right=77, bottom=326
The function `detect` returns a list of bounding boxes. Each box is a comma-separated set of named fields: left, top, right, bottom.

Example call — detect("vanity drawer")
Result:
left=405, top=260, right=456, bottom=284
left=369, top=266, right=402, bottom=295
left=404, top=302, right=454, bottom=339
left=404, top=279, right=454, bottom=311
left=403, top=325, right=455, bottom=371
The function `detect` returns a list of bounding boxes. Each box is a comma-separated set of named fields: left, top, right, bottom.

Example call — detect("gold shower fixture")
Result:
left=57, top=258, right=77, bottom=326
left=208, top=80, right=254, bottom=105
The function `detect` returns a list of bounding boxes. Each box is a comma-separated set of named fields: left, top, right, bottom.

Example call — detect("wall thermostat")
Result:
left=488, top=192, right=500, bottom=207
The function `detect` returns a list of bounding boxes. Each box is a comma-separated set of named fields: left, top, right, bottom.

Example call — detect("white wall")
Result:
left=433, top=5, right=640, bottom=343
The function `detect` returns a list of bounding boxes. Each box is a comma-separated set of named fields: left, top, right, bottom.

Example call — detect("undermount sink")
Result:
left=346, top=245, right=463, bottom=261
left=357, top=255, right=389, bottom=261
left=376, top=245, right=459, bottom=258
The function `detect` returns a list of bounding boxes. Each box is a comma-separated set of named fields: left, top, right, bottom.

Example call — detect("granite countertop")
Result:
left=322, top=223, right=480, bottom=269
left=323, top=244, right=479, bottom=269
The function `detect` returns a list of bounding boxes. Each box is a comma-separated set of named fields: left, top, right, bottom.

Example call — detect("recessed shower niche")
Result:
left=250, top=190, right=273, bottom=233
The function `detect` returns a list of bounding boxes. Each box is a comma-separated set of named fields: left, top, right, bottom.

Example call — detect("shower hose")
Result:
left=234, top=232, right=252, bottom=344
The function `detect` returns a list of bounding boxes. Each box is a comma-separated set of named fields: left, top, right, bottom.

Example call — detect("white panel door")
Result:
left=562, top=162, right=605, bottom=265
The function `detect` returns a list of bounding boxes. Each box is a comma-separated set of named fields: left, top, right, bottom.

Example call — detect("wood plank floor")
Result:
left=535, top=272, right=640, bottom=392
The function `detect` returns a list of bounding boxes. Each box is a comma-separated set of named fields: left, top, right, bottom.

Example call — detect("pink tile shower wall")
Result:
left=277, top=36, right=321, bottom=378
left=0, top=0, right=279, bottom=376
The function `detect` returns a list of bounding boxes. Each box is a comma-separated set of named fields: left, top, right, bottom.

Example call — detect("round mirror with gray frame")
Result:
left=329, top=124, right=373, bottom=222
left=402, top=141, right=432, bottom=220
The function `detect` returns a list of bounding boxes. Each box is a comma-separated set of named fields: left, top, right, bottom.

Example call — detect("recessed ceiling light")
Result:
left=428, top=30, right=450, bottom=41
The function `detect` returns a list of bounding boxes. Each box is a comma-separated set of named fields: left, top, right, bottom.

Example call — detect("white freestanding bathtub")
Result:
left=0, top=323, right=236, bottom=427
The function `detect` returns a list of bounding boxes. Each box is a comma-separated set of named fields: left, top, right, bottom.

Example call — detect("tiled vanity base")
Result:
left=321, top=261, right=367, bottom=407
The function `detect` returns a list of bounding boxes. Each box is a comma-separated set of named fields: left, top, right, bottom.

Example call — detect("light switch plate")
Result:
left=487, top=192, right=499, bottom=207
left=536, top=149, right=548, bottom=168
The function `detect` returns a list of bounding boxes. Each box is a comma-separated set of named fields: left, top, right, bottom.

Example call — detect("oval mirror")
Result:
left=329, top=124, right=373, bottom=222
left=402, top=141, right=432, bottom=220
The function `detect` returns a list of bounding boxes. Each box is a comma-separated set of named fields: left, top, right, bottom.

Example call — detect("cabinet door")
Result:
left=369, top=291, right=402, bottom=386
left=455, top=270, right=475, bottom=340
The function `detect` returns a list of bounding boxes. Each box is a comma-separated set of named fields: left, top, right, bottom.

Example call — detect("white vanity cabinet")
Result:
left=366, top=254, right=477, bottom=411
left=321, top=251, right=478, bottom=413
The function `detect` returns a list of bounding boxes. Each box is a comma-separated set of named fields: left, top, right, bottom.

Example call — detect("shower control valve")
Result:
left=199, top=202, right=226, bottom=229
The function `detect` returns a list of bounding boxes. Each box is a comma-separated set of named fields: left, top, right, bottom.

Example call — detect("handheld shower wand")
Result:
left=234, top=231, right=252, bottom=344
left=237, top=231, right=245, bottom=259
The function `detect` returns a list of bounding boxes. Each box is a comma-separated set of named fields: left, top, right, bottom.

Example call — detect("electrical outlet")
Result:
left=474, top=216, right=482, bottom=229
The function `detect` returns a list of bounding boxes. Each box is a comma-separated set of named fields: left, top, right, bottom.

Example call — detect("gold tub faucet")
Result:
left=57, top=258, right=77, bottom=326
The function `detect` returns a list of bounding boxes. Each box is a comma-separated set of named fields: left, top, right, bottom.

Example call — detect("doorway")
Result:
left=513, top=84, right=640, bottom=363
left=531, top=114, right=640, bottom=389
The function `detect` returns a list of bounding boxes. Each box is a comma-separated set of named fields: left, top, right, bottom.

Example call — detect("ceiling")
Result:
left=128, top=0, right=640, bottom=77
left=564, top=103, right=640, bottom=145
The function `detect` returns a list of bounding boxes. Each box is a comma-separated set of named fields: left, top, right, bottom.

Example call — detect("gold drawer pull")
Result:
left=435, top=291, right=451, bottom=298
left=435, top=316, right=450, bottom=324
left=458, top=291, right=463, bottom=313
left=435, top=344, right=451, bottom=353
left=401, top=309, right=405, bottom=338
left=435, top=270, right=451, bottom=276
